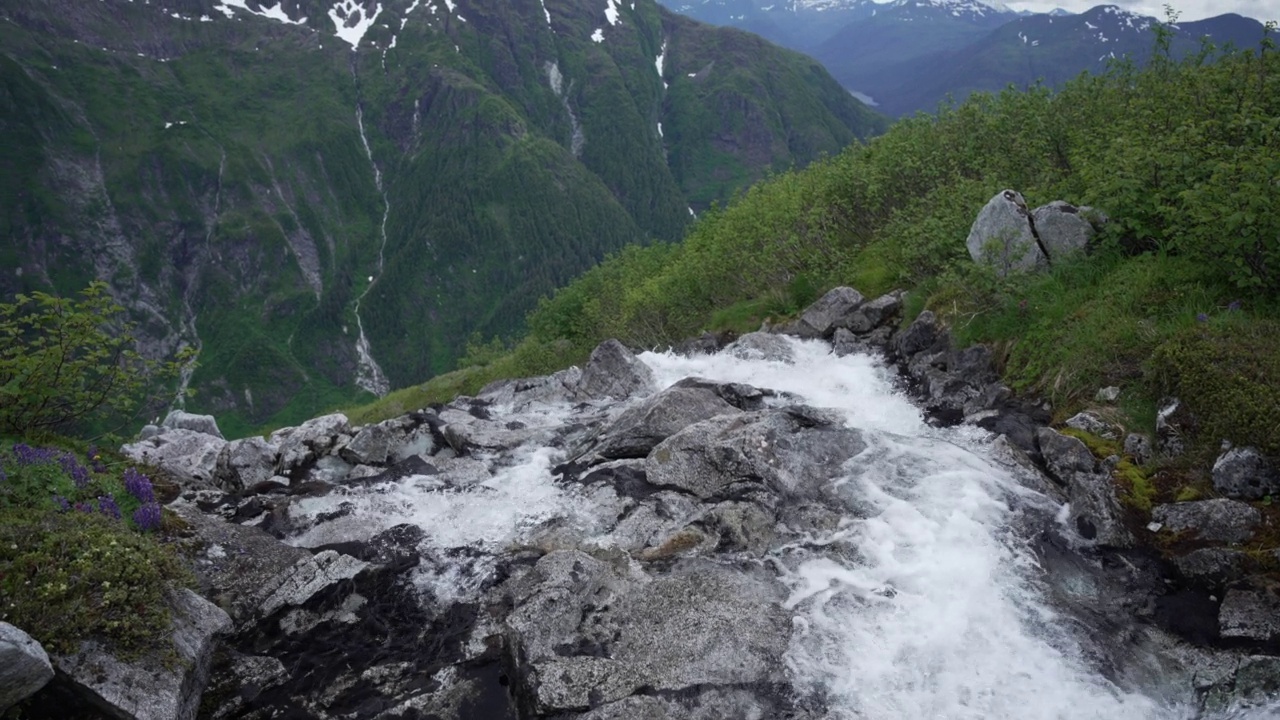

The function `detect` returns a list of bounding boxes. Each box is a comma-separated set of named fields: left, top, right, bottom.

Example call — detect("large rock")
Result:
left=213, top=436, right=278, bottom=493
left=53, top=589, right=231, bottom=720
left=894, top=310, right=941, bottom=358
left=1212, top=446, right=1280, bottom=501
left=161, top=410, right=225, bottom=439
left=501, top=550, right=792, bottom=714
left=258, top=550, right=370, bottom=618
left=121, top=429, right=226, bottom=486
left=270, top=413, right=352, bottom=477
left=586, top=382, right=742, bottom=460
left=1172, top=548, right=1251, bottom=585
left=1151, top=499, right=1261, bottom=544
left=0, top=622, right=53, bottom=712
left=725, top=332, right=795, bottom=363
left=1031, top=200, right=1095, bottom=260
left=578, top=340, right=656, bottom=401
left=646, top=405, right=865, bottom=502
left=845, top=291, right=903, bottom=334
left=1036, top=427, right=1132, bottom=547
left=791, top=286, right=865, bottom=339
left=1218, top=588, right=1280, bottom=644
left=477, top=367, right=583, bottom=410
left=966, top=190, right=1044, bottom=275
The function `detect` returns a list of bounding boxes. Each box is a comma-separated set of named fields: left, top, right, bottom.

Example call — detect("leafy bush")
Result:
left=0, top=282, right=191, bottom=437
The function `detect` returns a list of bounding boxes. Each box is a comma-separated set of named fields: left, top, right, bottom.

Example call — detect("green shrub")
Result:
left=1147, top=318, right=1280, bottom=456
left=0, top=282, right=192, bottom=437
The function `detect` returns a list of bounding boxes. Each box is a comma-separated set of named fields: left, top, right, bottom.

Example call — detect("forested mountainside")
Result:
left=0, top=0, right=884, bottom=436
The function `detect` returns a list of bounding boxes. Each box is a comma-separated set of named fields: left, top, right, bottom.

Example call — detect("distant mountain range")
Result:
left=0, top=0, right=883, bottom=434
left=656, top=0, right=1270, bottom=115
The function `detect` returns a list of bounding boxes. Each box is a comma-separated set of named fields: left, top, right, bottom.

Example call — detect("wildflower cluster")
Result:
left=0, top=442, right=161, bottom=532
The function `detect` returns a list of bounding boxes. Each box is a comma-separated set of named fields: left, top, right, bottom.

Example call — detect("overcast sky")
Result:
left=1006, top=0, right=1279, bottom=22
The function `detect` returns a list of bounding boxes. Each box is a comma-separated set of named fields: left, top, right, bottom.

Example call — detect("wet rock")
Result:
left=587, top=383, right=741, bottom=460
left=1036, top=427, right=1132, bottom=547
left=1173, top=548, right=1251, bottom=585
left=501, top=551, right=792, bottom=714
left=258, top=550, right=369, bottom=618
left=790, top=286, right=865, bottom=339
left=52, top=589, right=230, bottom=720
left=846, top=291, right=903, bottom=334
left=894, top=310, right=942, bottom=358
left=1218, top=588, right=1280, bottom=644
left=213, top=436, right=277, bottom=493
left=1205, top=655, right=1280, bottom=712
left=162, top=409, right=225, bottom=439
left=671, top=377, right=773, bottom=411
left=579, top=686, right=805, bottom=719
left=440, top=409, right=551, bottom=455
left=477, top=367, right=583, bottom=409
left=646, top=405, right=864, bottom=502
left=339, top=419, right=397, bottom=466
left=306, top=454, right=353, bottom=484
left=1212, top=446, right=1280, bottom=501
left=725, top=331, right=795, bottom=363
left=578, top=340, right=656, bottom=400
left=1151, top=499, right=1261, bottom=544
left=122, top=428, right=226, bottom=486
left=349, top=454, right=438, bottom=486
left=1031, top=200, right=1095, bottom=260
left=0, top=622, right=53, bottom=712
left=670, top=332, right=728, bottom=357
left=966, top=189, right=1044, bottom=275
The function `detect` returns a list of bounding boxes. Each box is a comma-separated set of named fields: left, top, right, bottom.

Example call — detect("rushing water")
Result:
left=286, top=337, right=1278, bottom=718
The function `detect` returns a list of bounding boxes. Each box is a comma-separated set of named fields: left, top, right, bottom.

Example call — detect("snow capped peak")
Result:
left=329, top=0, right=383, bottom=49
left=884, top=0, right=1013, bottom=19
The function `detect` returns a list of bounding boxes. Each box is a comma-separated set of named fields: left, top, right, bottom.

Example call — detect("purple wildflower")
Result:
left=53, top=495, right=71, bottom=512
left=87, top=445, right=109, bottom=474
left=1227, top=300, right=1242, bottom=312
left=59, top=452, right=90, bottom=488
left=122, top=468, right=155, bottom=504
left=13, top=444, right=56, bottom=466
left=74, top=501, right=94, bottom=513
left=1196, top=312, right=1209, bottom=323
left=132, top=502, right=163, bottom=532
left=97, top=494, right=122, bottom=520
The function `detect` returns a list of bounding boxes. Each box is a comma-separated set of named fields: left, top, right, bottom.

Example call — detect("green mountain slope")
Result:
left=0, top=0, right=884, bottom=436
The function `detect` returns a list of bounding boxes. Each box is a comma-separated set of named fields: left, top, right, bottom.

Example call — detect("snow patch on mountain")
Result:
left=605, top=0, right=622, bottom=26
left=592, top=27, right=605, bottom=41
left=328, top=0, right=382, bottom=49
left=217, top=0, right=307, bottom=25
left=656, top=40, right=668, bottom=89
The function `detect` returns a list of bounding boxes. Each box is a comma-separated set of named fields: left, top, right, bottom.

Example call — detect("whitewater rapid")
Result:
left=285, top=337, right=1275, bottom=718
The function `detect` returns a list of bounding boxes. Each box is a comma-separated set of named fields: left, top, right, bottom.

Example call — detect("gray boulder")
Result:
left=121, top=429, right=226, bottom=486
left=1212, top=446, right=1280, bottom=501
left=214, top=436, right=278, bottom=493
left=1124, top=433, right=1153, bottom=465
left=339, top=420, right=397, bottom=466
left=501, top=550, right=792, bottom=714
left=1065, top=411, right=1117, bottom=439
left=1219, top=588, right=1280, bottom=644
left=646, top=405, right=865, bottom=502
left=1096, top=386, right=1121, bottom=403
left=53, top=589, right=231, bottom=720
left=578, top=340, right=656, bottom=400
left=587, top=383, right=741, bottom=460
left=966, top=190, right=1044, bottom=275
left=477, top=366, right=583, bottom=409
left=1172, top=548, right=1250, bottom=585
left=791, top=286, right=865, bottom=339
left=1151, top=499, right=1261, bottom=544
left=1037, top=427, right=1132, bottom=547
left=894, top=310, right=941, bottom=358
left=162, top=409, right=225, bottom=439
left=1031, top=200, right=1095, bottom=260
left=258, top=550, right=369, bottom=618
left=725, top=332, right=795, bottom=363
left=0, top=622, right=53, bottom=712
left=270, top=413, right=352, bottom=475
left=846, top=291, right=904, bottom=334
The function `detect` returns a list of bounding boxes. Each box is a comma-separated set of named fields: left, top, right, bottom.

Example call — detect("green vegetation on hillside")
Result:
left=351, top=24, right=1280, bottom=474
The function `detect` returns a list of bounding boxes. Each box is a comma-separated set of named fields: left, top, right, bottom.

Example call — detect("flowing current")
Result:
left=286, top=338, right=1273, bottom=718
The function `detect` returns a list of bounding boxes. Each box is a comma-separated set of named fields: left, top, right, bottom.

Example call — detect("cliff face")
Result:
left=0, top=0, right=885, bottom=435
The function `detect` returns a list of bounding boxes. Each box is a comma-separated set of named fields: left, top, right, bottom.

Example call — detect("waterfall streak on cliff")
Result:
left=352, top=104, right=391, bottom=397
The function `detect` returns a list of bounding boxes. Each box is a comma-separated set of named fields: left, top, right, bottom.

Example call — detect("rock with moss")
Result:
left=50, top=589, right=231, bottom=720
left=1151, top=499, right=1261, bottom=545
left=0, top=622, right=53, bottom=712
left=1036, top=427, right=1132, bottom=547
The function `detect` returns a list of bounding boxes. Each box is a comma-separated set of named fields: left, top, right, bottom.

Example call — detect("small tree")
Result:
left=0, top=282, right=189, bottom=437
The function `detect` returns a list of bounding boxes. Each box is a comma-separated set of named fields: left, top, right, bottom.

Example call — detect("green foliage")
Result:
left=1147, top=318, right=1280, bottom=457
left=0, top=509, right=192, bottom=658
left=0, top=282, right=190, bottom=438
